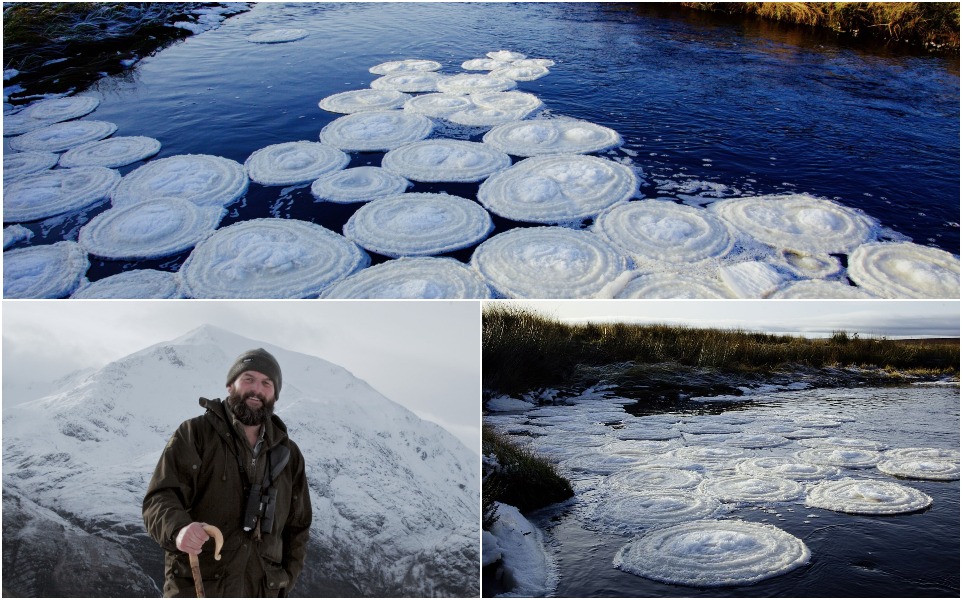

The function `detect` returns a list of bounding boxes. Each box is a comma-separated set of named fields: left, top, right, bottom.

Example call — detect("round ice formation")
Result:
left=310, top=166, right=410, bottom=203
left=369, top=59, right=442, bottom=75
left=718, top=260, right=791, bottom=299
left=884, top=447, right=960, bottom=462
left=806, top=479, right=932, bottom=515
left=606, top=468, right=703, bottom=492
left=318, top=89, right=411, bottom=114
left=21, top=95, right=99, bottom=123
left=782, top=428, right=831, bottom=440
left=670, top=446, right=745, bottom=463
left=4, top=224, right=34, bottom=249
left=445, top=91, right=544, bottom=127
left=699, top=475, right=804, bottom=503
left=491, top=64, right=550, bottom=81
left=484, top=119, right=622, bottom=156
left=877, top=458, right=959, bottom=481
left=320, top=256, right=491, bottom=299
left=616, top=272, right=736, bottom=299
left=71, top=269, right=183, bottom=299
left=78, top=197, right=224, bottom=260
left=403, top=93, right=476, bottom=118
left=245, top=141, right=349, bottom=186
left=471, top=227, right=629, bottom=298
left=723, top=434, right=790, bottom=449
left=462, top=58, right=510, bottom=71
left=437, top=74, right=517, bottom=94
left=775, top=250, right=843, bottom=279
left=370, top=72, right=444, bottom=93
left=770, top=280, right=877, bottom=299
left=487, top=50, right=526, bottom=61
left=614, top=425, right=681, bottom=441
left=590, top=492, right=721, bottom=534
left=181, top=218, right=369, bottom=298
left=4, top=151, right=59, bottom=181
left=614, top=520, right=810, bottom=587
left=319, top=111, right=433, bottom=152
left=796, top=448, right=880, bottom=468
left=4, top=241, right=89, bottom=298
left=478, top=155, right=637, bottom=223
left=381, top=139, right=511, bottom=182
left=848, top=241, right=960, bottom=299
left=678, top=422, right=741, bottom=435
left=711, top=194, right=878, bottom=254
left=3, top=113, right=55, bottom=137
left=736, top=457, right=840, bottom=481
left=111, top=154, right=249, bottom=208
left=514, top=58, right=555, bottom=68
left=247, top=28, right=308, bottom=43
left=8, top=120, right=117, bottom=152
left=343, top=192, right=493, bottom=257
left=797, top=436, right=884, bottom=450
left=4, top=167, right=120, bottom=222
left=58, top=136, right=161, bottom=168
left=564, top=452, right=645, bottom=475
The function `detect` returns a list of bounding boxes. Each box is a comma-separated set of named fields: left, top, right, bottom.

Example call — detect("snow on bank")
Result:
left=485, top=502, right=556, bottom=597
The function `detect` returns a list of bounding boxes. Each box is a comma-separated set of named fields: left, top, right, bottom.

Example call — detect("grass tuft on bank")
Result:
left=483, top=426, right=573, bottom=516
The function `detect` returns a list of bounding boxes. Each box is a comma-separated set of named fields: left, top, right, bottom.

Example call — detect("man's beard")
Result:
left=227, top=390, right=275, bottom=426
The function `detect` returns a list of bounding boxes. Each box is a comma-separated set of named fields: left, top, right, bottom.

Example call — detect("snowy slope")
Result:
left=2, top=325, right=480, bottom=597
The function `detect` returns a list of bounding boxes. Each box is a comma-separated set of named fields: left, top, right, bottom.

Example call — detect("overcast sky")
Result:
left=489, top=300, right=960, bottom=339
left=2, top=301, right=481, bottom=453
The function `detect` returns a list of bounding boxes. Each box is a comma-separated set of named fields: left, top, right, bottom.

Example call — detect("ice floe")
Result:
left=613, top=425, right=682, bottom=441
left=3, top=112, right=56, bottom=137
left=403, top=91, right=543, bottom=127
left=770, top=279, right=877, bottom=299
left=805, top=479, right=932, bottom=515
left=318, top=89, right=412, bottom=113
left=588, top=492, right=722, bottom=534
left=310, top=166, right=410, bottom=203
left=110, top=154, right=249, bottom=208
left=487, top=50, right=526, bottom=61
left=615, top=272, right=736, bottom=299
left=471, top=227, right=629, bottom=298
left=477, top=155, right=637, bottom=223
left=462, top=58, right=510, bottom=71
left=847, top=241, right=960, bottom=299
left=699, top=475, right=804, bottom=503
left=775, top=250, right=843, bottom=280
left=797, top=436, right=884, bottom=450
left=736, top=457, right=841, bottom=481
left=483, top=119, right=622, bottom=157
left=381, top=139, right=511, bottom=182
left=20, top=95, right=99, bottom=123
left=403, top=93, right=475, bottom=118
left=319, top=111, right=434, bottom=151
left=877, top=457, right=959, bottom=481
left=614, top=520, right=810, bottom=587
left=368, top=59, right=442, bottom=75
left=343, top=192, right=493, bottom=257
left=181, top=218, right=369, bottom=298
left=4, top=167, right=120, bottom=222
left=58, top=135, right=162, bottom=168
left=3, top=224, right=34, bottom=249
left=795, top=448, right=880, bottom=468
left=722, top=433, right=790, bottom=449
left=370, top=72, right=444, bottom=93
left=78, top=197, right=224, bottom=260
left=247, top=28, right=309, bottom=43
left=320, top=256, right=491, bottom=299
left=718, top=261, right=791, bottom=298
left=8, top=120, right=118, bottom=152
left=245, top=141, right=349, bottom=186
left=3, top=151, right=59, bottom=182
left=436, top=73, right=517, bottom=94
left=71, top=269, right=183, bottom=299
left=605, top=468, right=703, bottom=492
left=3, top=241, right=89, bottom=298
left=491, top=64, right=550, bottom=81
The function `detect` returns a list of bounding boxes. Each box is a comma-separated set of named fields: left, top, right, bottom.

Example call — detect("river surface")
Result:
left=4, top=2, right=959, bottom=289
left=487, top=384, right=960, bottom=597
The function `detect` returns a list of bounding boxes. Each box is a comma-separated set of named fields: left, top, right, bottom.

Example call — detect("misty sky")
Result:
left=2, top=301, right=480, bottom=453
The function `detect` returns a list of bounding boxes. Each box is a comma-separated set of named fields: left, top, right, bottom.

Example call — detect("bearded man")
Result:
left=143, top=348, right=312, bottom=597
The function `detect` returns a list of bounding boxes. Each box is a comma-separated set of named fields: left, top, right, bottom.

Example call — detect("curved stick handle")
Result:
left=201, top=524, right=224, bottom=561
left=189, top=524, right=224, bottom=598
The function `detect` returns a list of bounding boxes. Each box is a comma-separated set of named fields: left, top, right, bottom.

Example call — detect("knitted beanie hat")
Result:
left=226, top=348, right=282, bottom=397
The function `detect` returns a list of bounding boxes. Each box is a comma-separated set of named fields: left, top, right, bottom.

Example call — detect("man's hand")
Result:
left=176, top=522, right=211, bottom=556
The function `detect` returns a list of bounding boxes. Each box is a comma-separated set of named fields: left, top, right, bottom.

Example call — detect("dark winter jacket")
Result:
left=143, top=398, right=312, bottom=597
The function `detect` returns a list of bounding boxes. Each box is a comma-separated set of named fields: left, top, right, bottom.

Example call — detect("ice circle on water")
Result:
left=770, top=279, right=877, bottom=299
left=477, top=155, right=638, bottom=223
left=8, top=120, right=118, bottom=152
left=403, top=93, right=476, bottom=118
left=615, top=272, right=736, bottom=299
left=21, top=95, right=99, bottom=123
left=670, top=446, right=745, bottom=464
left=370, top=72, right=444, bottom=93
left=319, top=111, right=434, bottom=152
left=3, top=113, right=56, bottom=137
left=369, top=59, right=442, bottom=75
left=181, top=218, right=370, bottom=298
left=3, top=241, right=89, bottom=298
left=483, top=119, right=622, bottom=156
left=877, top=458, right=959, bottom=481
left=487, top=50, right=526, bottom=61
left=884, top=447, right=960, bottom=462
left=699, top=475, right=804, bottom=503
left=595, top=200, right=734, bottom=265
left=775, top=250, right=843, bottom=279
left=4, top=224, right=34, bottom=249
left=318, top=89, right=412, bottom=114
left=247, top=28, right=309, bottom=43
left=462, top=58, right=510, bottom=71
left=436, top=73, right=517, bottom=94
left=589, top=492, right=721, bottom=534
left=58, top=135, right=162, bottom=168
left=736, top=457, right=840, bottom=481
left=471, top=227, right=629, bottom=299
left=381, top=139, right=511, bottom=183
left=71, top=269, right=183, bottom=299
left=320, top=257, right=491, bottom=299
left=310, top=166, right=410, bottom=203
left=848, top=241, right=960, bottom=299
left=797, top=436, right=884, bottom=450
left=403, top=91, right=543, bottom=127
left=491, top=64, right=551, bottom=81
left=614, top=425, right=681, bottom=441
left=614, top=520, right=810, bottom=587
left=4, top=167, right=120, bottom=222
left=343, top=192, right=493, bottom=257
left=111, top=154, right=249, bottom=208
left=4, top=151, right=59, bottom=182
left=710, top=194, right=879, bottom=254
left=245, top=141, right=349, bottom=186
left=78, top=197, right=224, bottom=260
left=796, top=447, right=880, bottom=468
left=722, top=433, right=790, bottom=449
left=806, top=479, right=932, bottom=515
left=678, top=422, right=741, bottom=435
left=606, top=468, right=703, bottom=492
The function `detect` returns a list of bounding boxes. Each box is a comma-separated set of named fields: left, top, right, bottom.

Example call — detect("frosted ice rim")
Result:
left=343, top=192, right=494, bottom=258
left=3, top=225, right=34, bottom=249
left=58, top=136, right=162, bottom=169
left=589, top=492, right=721, bottom=534
left=245, top=141, right=349, bottom=186
left=614, top=520, right=810, bottom=587
left=310, top=166, right=410, bottom=204
left=403, top=91, right=543, bottom=126
left=471, top=227, right=630, bottom=299
left=318, top=89, right=411, bottom=114
left=478, top=155, right=638, bottom=223
left=616, top=272, right=736, bottom=299
left=877, top=458, right=960, bottom=481
left=21, top=95, right=99, bottom=123
left=247, top=28, right=309, bottom=43
left=181, top=218, right=369, bottom=299
left=369, top=59, right=442, bottom=75
left=483, top=119, right=622, bottom=156
left=436, top=73, right=517, bottom=94
left=8, top=120, right=118, bottom=152
left=320, top=257, right=492, bottom=299
left=770, top=280, right=877, bottom=299
left=699, top=475, right=804, bottom=503
left=795, top=447, right=881, bottom=468
left=381, top=139, right=511, bottom=183
left=3, top=241, right=89, bottom=299
left=736, top=457, right=841, bottom=481
left=111, top=154, right=249, bottom=208
left=4, top=167, right=120, bottom=222
left=319, top=111, right=434, bottom=152
left=605, top=468, right=703, bottom=492
left=3, top=151, right=60, bottom=182
left=370, top=72, right=444, bottom=93
left=806, top=479, right=932, bottom=515
left=71, top=269, right=183, bottom=299
left=848, top=242, right=960, bottom=299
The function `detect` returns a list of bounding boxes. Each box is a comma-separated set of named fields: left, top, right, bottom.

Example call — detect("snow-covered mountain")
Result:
left=2, top=325, right=480, bottom=597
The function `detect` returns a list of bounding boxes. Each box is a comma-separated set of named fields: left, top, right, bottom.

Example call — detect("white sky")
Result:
left=1, top=300, right=481, bottom=453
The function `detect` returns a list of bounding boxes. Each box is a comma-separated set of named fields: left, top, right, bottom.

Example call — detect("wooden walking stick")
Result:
left=189, top=524, right=224, bottom=598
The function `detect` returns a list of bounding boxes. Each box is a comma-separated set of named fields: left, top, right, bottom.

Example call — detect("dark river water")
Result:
left=4, top=2, right=959, bottom=289
left=488, top=384, right=960, bottom=597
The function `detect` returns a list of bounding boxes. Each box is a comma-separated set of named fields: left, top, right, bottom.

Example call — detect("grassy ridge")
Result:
left=680, top=2, right=960, bottom=49
left=483, top=305, right=960, bottom=394
left=483, top=426, right=574, bottom=516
